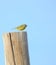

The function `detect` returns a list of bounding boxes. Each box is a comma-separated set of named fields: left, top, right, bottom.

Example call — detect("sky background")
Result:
left=0, top=0, right=56, bottom=65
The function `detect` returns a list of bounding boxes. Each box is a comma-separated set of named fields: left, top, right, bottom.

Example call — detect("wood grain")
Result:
left=2, top=32, right=30, bottom=65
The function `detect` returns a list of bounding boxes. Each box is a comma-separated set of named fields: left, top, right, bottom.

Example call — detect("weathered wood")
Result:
left=2, top=32, right=30, bottom=65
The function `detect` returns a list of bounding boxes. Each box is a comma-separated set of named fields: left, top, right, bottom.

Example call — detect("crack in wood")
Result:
left=9, top=33, right=16, bottom=65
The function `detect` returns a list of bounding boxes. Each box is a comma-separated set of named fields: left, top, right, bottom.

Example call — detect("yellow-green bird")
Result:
left=14, top=24, right=27, bottom=31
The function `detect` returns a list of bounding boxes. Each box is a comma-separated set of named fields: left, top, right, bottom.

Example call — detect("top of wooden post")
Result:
left=2, top=31, right=27, bottom=44
left=2, top=31, right=27, bottom=35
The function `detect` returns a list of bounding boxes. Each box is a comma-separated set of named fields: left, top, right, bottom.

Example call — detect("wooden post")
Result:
left=2, top=32, right=30, bottom=65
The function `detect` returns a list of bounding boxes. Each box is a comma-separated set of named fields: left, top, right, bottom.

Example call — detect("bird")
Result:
left=13, top=24, right=27, bottom=31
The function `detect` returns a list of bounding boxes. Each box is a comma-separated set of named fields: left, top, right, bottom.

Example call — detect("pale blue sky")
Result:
left=0, top=0, right=56, bottom=65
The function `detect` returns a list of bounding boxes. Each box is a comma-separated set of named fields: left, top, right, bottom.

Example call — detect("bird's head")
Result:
left=25, top=24, right=27, bottom=27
